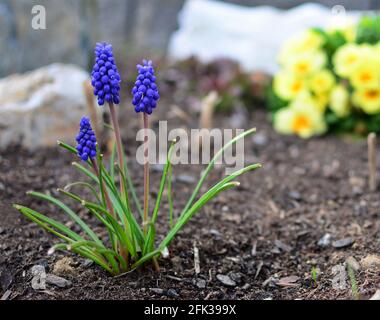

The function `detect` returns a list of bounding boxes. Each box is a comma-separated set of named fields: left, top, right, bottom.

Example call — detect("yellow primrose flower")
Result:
left=279, top=30, right=325, bottom=64
left=291, top=90, right=318, bottom=110
left=350, top=62, right=380, bottom=89
left=309, top=69, right=335, bottom=94
left=274, top=100, right=327, bottom=138
left=285, top=51, right=326, bottom=78
left=353, top=87, right=380, bottom=114
left=329, top=84, right=350, bottom=117
left=290, top=90, right=327, bottom=114
left=273, top=72, right=306, bottom=100
left=333, top=44, right=363, bottom=77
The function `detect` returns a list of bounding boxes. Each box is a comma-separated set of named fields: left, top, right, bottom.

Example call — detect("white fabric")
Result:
left=168, top=0, right=361, bottom=74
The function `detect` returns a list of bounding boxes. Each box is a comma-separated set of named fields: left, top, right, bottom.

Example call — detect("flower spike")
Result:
left=76, top=117, right=97, bottom=161
left=132, top=59, right=160, bottom=114
left=91, top=42, right=121, bottom=106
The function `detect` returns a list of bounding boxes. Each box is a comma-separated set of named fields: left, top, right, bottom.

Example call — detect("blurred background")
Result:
left=0, top=0, right=376, bottom=76
left=1, top=0, right=380, bottom=150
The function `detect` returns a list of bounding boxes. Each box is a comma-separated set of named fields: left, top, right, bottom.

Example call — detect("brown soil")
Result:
left=0, top=105, right=379, bottom=300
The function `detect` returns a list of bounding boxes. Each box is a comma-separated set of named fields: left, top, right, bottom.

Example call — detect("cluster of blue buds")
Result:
left=91, top=42, right=121, bottom=106
left=132, top=60, right=160, bottom=114
left=76, top=117, right=97, bottom=161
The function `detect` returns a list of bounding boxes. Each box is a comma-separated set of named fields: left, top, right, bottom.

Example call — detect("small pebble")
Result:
left=252, top=133, right=267, bottom=146
left=288, top=190, right=302, bottom=201
left=46, top=274, right=72, bottom=288
left=196, top=279, right=206, bottom=289
left=229, top=272, right=243, bottom=284
left=82, top=259, right=94, bottom=268
left=177, top=174, right=196, bottom=184
left=216, top=274, right=236, bottom=287
left=317, top=233, right=331, bottom=247
left=166, top=288, right=179, bottom=298
left=274, top=239, right=292, bottom=252
left=333, top=237, right=354, bottom=249
left=149, top=288, right=164, bottom=295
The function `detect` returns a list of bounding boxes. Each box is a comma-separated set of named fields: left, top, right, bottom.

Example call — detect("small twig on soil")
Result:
left=0, top=290, right=12, bottom=301
left=197, top=91, right=220, bottom=150
left=251, top=240, right=257, bottom=257
left=194, top=241, right=201, bottom=275
left=169, top=105, right=192, bottom=123
left=199, top=91, right=219, bottom=130
left=367, top=133, right=377, bottom=192
left=164, top=275, right=183, bottom=282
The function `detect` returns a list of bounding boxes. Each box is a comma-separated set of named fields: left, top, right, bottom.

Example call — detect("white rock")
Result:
left=0, top=63, right=99, bottom=150
left=168, top=0, right=361, bottom=74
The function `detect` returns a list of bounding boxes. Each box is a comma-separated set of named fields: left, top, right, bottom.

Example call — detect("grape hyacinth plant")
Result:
left=14, top=42, right=261, bottom=276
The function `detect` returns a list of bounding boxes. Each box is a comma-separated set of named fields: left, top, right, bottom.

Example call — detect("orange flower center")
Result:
left=364, top=90, right=380, bottom=100
left=296, top=62, right=309, bottom=74
left=291, top=82, right=302, bottom=93
left=292, top=115, right=311, bottom=133
left=360, top=71, right=374, bottom=83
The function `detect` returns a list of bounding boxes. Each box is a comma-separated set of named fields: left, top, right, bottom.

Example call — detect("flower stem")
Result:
left=143, top=113, right=150, bottom=235
left=91, top=157, right=129, bottom=269
left=90, top=158, right=115, bottom=219
left=108, top=102, right=126, bottom=197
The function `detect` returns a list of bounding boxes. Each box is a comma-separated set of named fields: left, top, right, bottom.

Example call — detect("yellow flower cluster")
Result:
left=273, top=30, right=332, bottom=138
left=272, top=25, right=380, bottom=138
left=334, top=43, right=380, bottom=114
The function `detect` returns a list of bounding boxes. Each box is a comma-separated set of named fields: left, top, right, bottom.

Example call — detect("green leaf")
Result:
left=132, top=181, right=241, bottom=269
left=27, top=191, right=103, bottom=246
left=72, top=162, right=99, bottom=183
left=63, top=181, right=101, bottom=204
left=143, top=139, right=177, bottom=256
left=181, top=128, right=257, bottom=215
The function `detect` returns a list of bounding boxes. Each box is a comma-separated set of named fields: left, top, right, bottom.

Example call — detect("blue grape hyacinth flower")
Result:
left=76, top=117, right=97, bottom=161
left=91, top=42, right=121, bottom=106
left=132, top=60, right=160, bottom=114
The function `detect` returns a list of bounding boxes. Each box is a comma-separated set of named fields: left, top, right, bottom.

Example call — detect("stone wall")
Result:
left=0, top=0, right=378, bottom=77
